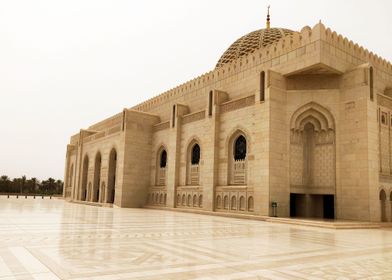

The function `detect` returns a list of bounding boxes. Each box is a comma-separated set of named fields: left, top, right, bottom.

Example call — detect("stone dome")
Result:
left=216, top=28, right=295, bottom=68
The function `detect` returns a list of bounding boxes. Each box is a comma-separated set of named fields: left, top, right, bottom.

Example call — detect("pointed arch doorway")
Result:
left=289, top=102, right=336, bottom=219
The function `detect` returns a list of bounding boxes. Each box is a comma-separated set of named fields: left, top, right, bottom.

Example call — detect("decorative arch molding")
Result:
left=155, top=143, right=168, bottom=154
left=290, top=102, right=335, bottom=132
left=289, top=102, right=336, bottom=191
left=225, top=127, right=252, bottom=154
left=108, top=144, right=119, bottom=155
left=184, top=136, right=202, bottom=152
left=379, top=189, right=387, bottom=200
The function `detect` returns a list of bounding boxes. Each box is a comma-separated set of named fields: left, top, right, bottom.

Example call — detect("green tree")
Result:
left=0, top=175, right=10, bottom=192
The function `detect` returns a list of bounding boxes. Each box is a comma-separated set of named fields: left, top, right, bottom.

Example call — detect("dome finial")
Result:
left=266, top=5, right=271, bottom=29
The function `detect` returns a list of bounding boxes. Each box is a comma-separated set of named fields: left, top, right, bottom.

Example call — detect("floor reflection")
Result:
left=0, top=196, right=392, bottom=279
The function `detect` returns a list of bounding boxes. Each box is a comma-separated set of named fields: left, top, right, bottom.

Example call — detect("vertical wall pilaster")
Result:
left=252, top=69, right=269, bottom=215
left=167, top=104, right=188, bottom=207
left=203, top=90, right=228, bottom=211
left=339, top=65, right=374, bottom=221
left=75, top=130, right=85, bottom=200
left=268, top=70, right=289, bottom=217
left=63, top=147, right=71, bottom=199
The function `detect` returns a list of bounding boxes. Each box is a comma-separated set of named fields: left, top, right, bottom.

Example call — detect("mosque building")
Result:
left=63, top=12, right=392, bottom=222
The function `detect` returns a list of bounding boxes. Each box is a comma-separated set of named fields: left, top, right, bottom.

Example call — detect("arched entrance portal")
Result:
left=380, top=190, right=387, bottom=222
left=107, top=149, right=117, bottom=204
left=289, top=102, right=336, bottom=219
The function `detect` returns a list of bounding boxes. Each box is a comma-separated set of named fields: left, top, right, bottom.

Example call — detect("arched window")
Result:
left=248, top=196, right=254, bottom=212
left=239, top=196, right=245, bottom=211
left=187, top=141, right=201, bottom=185
left=224, top=195, right=229, bottom=210
left=157, top=147, right=167, bottom=186
left=198, top=195, right=203, bottom=208
left=159, top=193, right=163, bottom=204
left=193, top=195, right=197, bottom=207
left=216, top=195, right=222, bottom=209
left=229, top=132, right=248, bottom=185
left=234, top=135, right=247, bottom=160
left=177, top=194, right=181, bottom=205
left=81, top=155, right=89, bottom=201
left=164, top=194, right=167, bottom=205
left=231, top=196, right=237, bottom=210
left=187, top=194, right=191, bottom=206
left=160, top=150, right=167, bottom=168
left=191, top=144, right=200, bottom=164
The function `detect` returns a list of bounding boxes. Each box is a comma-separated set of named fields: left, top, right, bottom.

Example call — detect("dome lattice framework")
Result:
left=216, top=28, right=294, bottom=68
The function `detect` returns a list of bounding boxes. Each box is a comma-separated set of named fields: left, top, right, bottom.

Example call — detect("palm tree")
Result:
left=31, top=177, right=38, bottom=192
left=0, top=175, right=10, bottom=192
left=0, top=175, right=9, bottom=182
left=21, top=175, right=26, bottom=194
left=56, top=180, right=63, bottom=194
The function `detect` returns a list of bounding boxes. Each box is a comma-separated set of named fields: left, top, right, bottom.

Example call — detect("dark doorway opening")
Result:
left=290, top=193, right=297, bottom=217
left=323, top=195, right=335, bottom=219
left=290, top=193, right=335, bottom=219
left=111, top=189, right=115, bottom=204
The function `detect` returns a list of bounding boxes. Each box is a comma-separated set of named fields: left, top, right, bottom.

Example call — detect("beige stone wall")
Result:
left=120, top=110, right=159, bottom=208
left=338, top=67, right=371, bottom=220
left=64, top=21, right=392, bottom=222
left=148, top=124, right=170, bottom=206
left=69, top=130, right=123, bottom=205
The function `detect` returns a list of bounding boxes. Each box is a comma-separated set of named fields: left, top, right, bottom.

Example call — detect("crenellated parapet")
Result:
left=132, top=21, right=392, bottom=115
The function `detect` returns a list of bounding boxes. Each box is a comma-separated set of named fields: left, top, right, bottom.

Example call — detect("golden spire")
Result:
left=266, top=5, right=270, bottom=29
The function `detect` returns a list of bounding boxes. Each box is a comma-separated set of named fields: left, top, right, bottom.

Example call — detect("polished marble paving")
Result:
left=0, top=196, right=392, bottom=280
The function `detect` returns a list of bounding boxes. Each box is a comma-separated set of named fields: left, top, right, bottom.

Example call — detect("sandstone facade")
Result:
left=63, top=22, right=392, bottom=222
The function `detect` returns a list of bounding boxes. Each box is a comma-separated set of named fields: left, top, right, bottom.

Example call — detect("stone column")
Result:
left=203, top=90, right=228, bottom=211
left=166, top=104, right=189, bottom=208
left=267, top=70, right=289, bottom=217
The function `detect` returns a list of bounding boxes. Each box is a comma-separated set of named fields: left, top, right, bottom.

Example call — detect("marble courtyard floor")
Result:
left=0, top=197, right=392, bottom=280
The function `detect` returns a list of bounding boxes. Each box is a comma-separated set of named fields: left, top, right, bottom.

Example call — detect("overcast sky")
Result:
left=0, top=0, right=391, bottom=180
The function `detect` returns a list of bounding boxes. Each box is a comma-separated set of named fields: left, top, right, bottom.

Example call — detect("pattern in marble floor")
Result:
left=0, top=196, right=392, bottom=280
